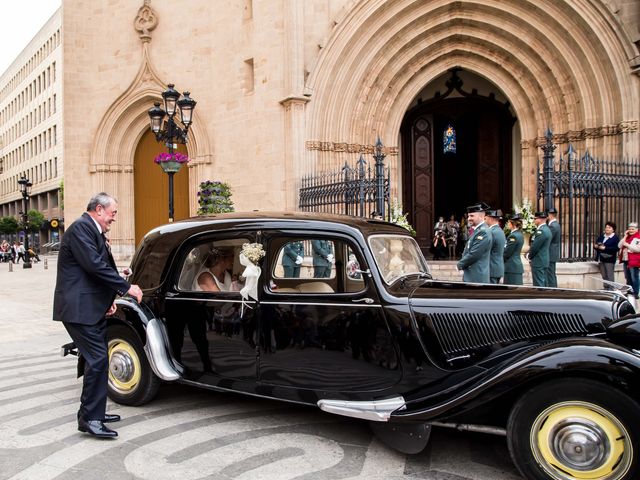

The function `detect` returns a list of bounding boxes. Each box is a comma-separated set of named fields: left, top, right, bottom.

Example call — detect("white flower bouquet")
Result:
left=241, top=242, right=265, bottom=265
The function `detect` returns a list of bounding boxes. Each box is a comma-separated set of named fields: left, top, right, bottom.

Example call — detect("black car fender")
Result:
left=110, top=297, right=181, bottom=382
left=391, top=338, right=640, bottom=422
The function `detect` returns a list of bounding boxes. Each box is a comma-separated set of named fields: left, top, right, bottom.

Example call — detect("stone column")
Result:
left=280, top=0, right=309, bottom=211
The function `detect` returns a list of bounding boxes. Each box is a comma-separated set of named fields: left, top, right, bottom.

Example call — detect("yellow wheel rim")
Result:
left=108, top=339, right=142, bottom=395
left=531, top=401, right=632, bottom=480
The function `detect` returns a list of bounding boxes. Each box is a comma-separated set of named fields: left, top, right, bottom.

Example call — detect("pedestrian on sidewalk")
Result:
left=53, top=192, right=143, bottom=439
left=594, top=221, right=619, bottom=290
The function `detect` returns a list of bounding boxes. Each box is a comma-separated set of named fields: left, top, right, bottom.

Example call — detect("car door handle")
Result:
left=352, top=297, right=374, bottom=304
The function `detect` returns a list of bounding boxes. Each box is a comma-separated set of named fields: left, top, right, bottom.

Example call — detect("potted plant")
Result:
left=196, top=180, right=235, bottom=215
left=154, top=152, right=190, bottom=173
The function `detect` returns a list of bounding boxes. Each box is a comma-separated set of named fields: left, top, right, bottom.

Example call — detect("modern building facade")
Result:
left=0, top=8, right=63, bottom=246
left=1, top=0, right=638, bottom=261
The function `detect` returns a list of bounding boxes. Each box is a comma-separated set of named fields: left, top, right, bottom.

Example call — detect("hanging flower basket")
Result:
left=154, top=152, right=190, bottom=173
left=197, top=180, right=235, bottom=215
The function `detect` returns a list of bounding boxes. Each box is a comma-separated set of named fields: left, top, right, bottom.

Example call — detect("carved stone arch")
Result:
left=90, top=46, right=212, bottom=257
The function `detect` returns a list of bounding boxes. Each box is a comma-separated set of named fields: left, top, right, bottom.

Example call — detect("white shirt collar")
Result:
left=89, top=214, right=103, bottom=235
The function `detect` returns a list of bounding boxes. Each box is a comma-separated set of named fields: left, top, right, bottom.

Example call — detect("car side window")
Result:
left=271, top=237, right=365, bottom=294
left=177, top=238, right=249, bottom=293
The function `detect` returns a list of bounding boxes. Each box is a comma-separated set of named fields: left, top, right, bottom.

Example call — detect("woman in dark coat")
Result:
left=594, top=221, right=620, bottom=290
left=503, top=215, right=524, bottom=285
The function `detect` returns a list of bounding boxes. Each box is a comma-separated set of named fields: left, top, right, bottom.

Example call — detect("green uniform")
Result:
left=503, top=229, right=524, bottom=285
left=312, top=239, right=333, bottom=278
left=282, top=241, right=304, bottom=278
left=547, top=220, right=561, bottom=287
left=457, top=222, right=491, bottom=283
left=488, top=224, right=505, bottom=283
left=529, top=224, right=551, bottom=287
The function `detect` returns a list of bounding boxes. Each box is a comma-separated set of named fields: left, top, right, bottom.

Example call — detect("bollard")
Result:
left=44, top=258, right=48, bottom=270
left=8, top=261, right=13, bottom=272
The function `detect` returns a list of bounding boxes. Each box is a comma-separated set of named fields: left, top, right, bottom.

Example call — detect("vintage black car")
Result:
left=91, top=212, right=640, bottom=480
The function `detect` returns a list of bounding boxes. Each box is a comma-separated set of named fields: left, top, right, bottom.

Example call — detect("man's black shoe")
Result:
left=77, top=418, right=118, bottom=438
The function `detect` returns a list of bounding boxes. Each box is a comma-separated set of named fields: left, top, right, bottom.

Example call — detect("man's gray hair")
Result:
left=87, top=192, right=117, bottom=212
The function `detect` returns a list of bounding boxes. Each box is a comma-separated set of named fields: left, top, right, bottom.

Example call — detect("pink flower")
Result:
left=153, top=152, right=190, bottom=164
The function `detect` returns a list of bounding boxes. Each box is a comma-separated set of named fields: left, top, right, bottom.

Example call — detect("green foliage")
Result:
left=26, top=209, right=45, bottom=233
left=196, top=180, right=235, bottom=215
left=0, top=216, right=19, bottom=234
left=59, top=180, right=64, bottom=210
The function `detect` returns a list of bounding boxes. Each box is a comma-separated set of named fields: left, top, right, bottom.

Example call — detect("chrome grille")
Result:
left=430, top=311, right=587, bottom=358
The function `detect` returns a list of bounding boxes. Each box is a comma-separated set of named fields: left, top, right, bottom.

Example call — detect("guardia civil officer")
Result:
left=528, top=211, right=552, bottom=287
left=546, top=207, right=561, bottom=287
left=503, top=214, right=524, bottom=285
left=486, top=209, right=505, bottom=284
left=282, top=241, right=304, bottom=278
left=312, top=239, right=333, bottom=278
left=457, top=202, right=492, bottom=283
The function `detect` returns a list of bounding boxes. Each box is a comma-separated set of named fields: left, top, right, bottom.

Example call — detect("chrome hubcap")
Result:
left=551, top=418, right=609, bottom=470
left=109, top=350, right=135, bottom=383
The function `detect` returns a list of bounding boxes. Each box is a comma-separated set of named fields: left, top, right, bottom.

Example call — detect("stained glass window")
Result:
left=443, top=124, right=456, bottom=154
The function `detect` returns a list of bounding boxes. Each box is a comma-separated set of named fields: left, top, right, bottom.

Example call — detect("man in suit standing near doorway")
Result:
left=53, top=193, right=143, bottom=439
left=546, top=207, right=561, bottom=287
left=457, top=202, right=492, bottom=283
left=528, top=211, right=552, bottom=287
left=486, top=209, right=506, bottom=284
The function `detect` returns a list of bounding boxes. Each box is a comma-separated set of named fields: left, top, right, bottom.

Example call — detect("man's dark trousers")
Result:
left=63, top=320, right=108, bottom=421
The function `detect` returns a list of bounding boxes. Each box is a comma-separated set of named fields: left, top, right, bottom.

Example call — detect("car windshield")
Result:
left=368, top=235, right=430, bottom=284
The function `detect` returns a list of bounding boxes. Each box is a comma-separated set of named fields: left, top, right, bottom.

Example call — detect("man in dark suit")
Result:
left=528, top=211, right=552, bottom=287
left=53, top=193, right=142, bottom=439
left=546, top=207, right=561, bottom=287
left=457, top=202, right=492, bottom=283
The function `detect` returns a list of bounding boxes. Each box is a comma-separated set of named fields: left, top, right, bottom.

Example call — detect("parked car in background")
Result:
left=65, top=212, right=640, bottom=480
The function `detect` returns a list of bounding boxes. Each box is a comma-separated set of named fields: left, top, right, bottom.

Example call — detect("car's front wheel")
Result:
left=107, top=324, right=160, bottom=406
left=507, top=378, right=638, bottom=480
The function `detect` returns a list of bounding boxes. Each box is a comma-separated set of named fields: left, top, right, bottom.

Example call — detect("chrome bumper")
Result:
left=317, top=396, right=406, bottom=422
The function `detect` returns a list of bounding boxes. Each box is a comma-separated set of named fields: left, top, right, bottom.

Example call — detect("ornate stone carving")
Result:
left=619, top=120, right=638, bottom=133
left=134, top=0, right=158, bottom=43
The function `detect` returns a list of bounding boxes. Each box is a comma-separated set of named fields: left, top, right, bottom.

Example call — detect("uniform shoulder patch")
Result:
left=509, top=237, right=515, bottom=242
left=477, top=235, right=484, bottom=240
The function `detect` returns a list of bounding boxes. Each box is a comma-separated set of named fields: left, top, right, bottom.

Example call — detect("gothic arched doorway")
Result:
left=134, top=129, right=190, bottom=245
left=401, top=69, right=516, bottom=255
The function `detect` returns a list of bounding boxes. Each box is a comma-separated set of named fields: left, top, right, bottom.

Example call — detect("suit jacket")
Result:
left=312, top=240, right=333, bottom=267
left=503, top=229, right=524, bottom=274
left=282, top=241, right=304, bottom=267
left=548, top=220, right=561, bottom=262
left=457, top=222, right=491, bottom=283
left=53, top=212, right=130, bottom=325
left=529, top=224, right=552, bottom=269
left=489, top=224, right=505, bottom=278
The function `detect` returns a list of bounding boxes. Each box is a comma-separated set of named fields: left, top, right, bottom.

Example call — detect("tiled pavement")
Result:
left=0, top=256, right=521, bottom=480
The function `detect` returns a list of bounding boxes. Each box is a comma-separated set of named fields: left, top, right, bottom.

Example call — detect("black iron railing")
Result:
left=299, top=140, right=391, bottom=220
left=537, top=130, right=640, bottom=261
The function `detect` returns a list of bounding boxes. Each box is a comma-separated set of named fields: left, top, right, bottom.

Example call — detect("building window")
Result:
left=443, top=124, right=456, bottom=154
left=243, top=58, right=254, bottom=94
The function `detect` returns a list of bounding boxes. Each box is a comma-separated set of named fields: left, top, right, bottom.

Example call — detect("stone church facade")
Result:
left=59, top=0, right=639, bottom=258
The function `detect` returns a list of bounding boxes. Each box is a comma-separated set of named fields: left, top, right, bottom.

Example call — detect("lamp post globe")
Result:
left=148, top=84, right=196, bottom=223
left=17, top=175, right=33, bottom=269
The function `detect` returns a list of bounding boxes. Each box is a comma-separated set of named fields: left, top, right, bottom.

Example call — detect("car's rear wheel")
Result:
left=107, top=324, right=160, bottom=406
left=507, top=378, right=638, bottom=480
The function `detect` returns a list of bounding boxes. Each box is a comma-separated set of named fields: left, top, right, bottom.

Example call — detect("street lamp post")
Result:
left=17, top=175, right=32, bottom=269
left=148, top=84, right=196, bottom=222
